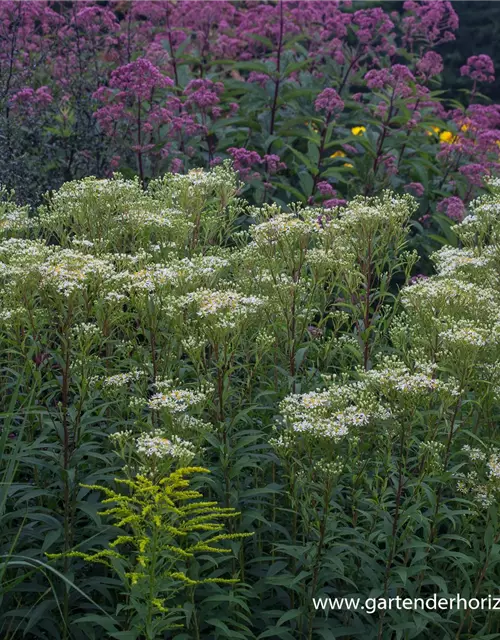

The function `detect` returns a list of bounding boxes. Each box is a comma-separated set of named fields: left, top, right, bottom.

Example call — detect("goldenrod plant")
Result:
left=47, top=467, right=250, bottom=639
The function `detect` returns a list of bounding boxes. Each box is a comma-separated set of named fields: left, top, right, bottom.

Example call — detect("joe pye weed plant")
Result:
left=2, top=164, right=500, bottom=638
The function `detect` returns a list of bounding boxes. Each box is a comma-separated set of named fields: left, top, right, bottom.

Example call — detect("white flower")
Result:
left=148, top=388, right=206, bottom=412
left=136, top=432, right=196, bottom=462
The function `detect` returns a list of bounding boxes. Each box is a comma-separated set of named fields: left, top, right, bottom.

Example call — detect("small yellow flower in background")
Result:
left=351, top=126, right=366, bottom=136
left=426, top=126, right=441, bottom=136
left=439, top=131, right=457, bottom=143
left=460, top=124, right=469, bottom=133
left=330, top=150, right=346, bottom=158
left=343, top=162, right=354, bottom=168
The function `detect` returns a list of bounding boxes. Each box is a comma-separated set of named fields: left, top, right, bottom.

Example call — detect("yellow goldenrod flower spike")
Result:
left=351, top=126, right=366, bottom=136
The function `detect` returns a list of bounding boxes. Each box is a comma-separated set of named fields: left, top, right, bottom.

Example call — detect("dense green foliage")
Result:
left=2, top=167, right=500, bottom=639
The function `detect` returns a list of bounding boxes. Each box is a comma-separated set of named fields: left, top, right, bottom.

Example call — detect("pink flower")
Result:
left=404, top=182, right=425, bottom=197
left=317, top=181, right=336, bottom=196
left=365, top=65, right=415, bottom=97
left=314, top=88, right=344, bottom=115
left=263, top=154, right=286, bottom=175
left=458, top=163, right=488, bottom=187
left=409, top=274, right=429, bottom=285
left=228, top=147, right=263, bottom=179
left=324, top=198, right=347, bottom=208
left=437, top=197, right=465, bottom=222
left=460, top=55, right=495, bottom=83
left=170, top=158, right=183, bottom=173
left=402, top=1, right=458, bottom=47
left=108, top=58, right=173, bottom=101
left=10, top=85, right=53, bottom=115
left=418, top=214, right=431, bottom=228
left=382, top=154, right=397, bottom=176
left=184, top=79, right=223, bottom=109
left=93, top=103, right=126, bottom=136
left=342, top=144, right=357, bottom=155
left=417, top=52, right=444, bottom=79
left=353, top=8, right=394, bottom=49
left=247, top=72, right=271, bottom=87
left=109, top=155, right=121, bottom=170
left=74, top=6, right=118, bottom=33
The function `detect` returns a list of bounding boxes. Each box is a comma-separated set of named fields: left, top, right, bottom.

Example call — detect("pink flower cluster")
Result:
left=365, top=65, right=416, bottom=98
left=1, top=0, right=498, bottom=224
left=228, top=148, right=286, bottom=180
left=10, top=86, right=53, bottom=115
left=437, top=196, right=465, bottom=222
left=416, top=52, right=444, bottom=80
left=460, top=55, right=495, bottom=84
left=314, top=88, right=344, bottom=115
left=108, top=58, right=173, bottom=101
left=402, top=1, right=458, bottom=47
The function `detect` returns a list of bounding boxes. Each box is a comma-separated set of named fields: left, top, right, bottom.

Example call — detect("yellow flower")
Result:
left=330, top=150, right=346, bottom=158
left=460, top=124, right=469, bottom=133
left=351, top=126, right=366, bottom=136
left=439, top=131, right=457, bottom=144
left=426, top=126, right=441, bottom=136
left=343, top=163, right=354, bottom=168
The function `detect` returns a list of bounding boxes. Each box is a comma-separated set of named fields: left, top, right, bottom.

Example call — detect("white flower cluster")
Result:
left=337, top=191, right=415, bottom=235
left=181, top=288, right=266, bottom=331
left=0, top=306, right=26, bottom=326
left=487, top=453, right=500, bottom=480
left=366, top=362, right=438, bottom=395
left=314, top=459, right=345, bottom=479
left=37, top=250, right=115, bottom=296
left=440, top=323, right=489, bottom=349
left=457, top=446, right=500, bottom=509
left=103, top=370, right=145, bottom=388
left=71, top=323, right=101, bottom=340
left=418, top=441, right=445, bottom=472
left=70, top=238, right=95, bottom=249
left=136, top=431, right=195, bottom=461
left=251, top=212, right=321, bottom=247
left=364, top=357, right=459, bottom=403
left=148, top=387, right=207, bottom=412
left=456, top=472, right=494, bottom=508
left=279, top=382, right=390, bottom=443
left=432, top=246, right=492, bottom=278
left=0, top=239, right=54, bottom=280
left=129, top=254, right=231, bottom=295
left=402, top=278, right=496, bottom=317
left=462, top=445, right=487, bottom=462
left=0, top=207, right=32, bottom=234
